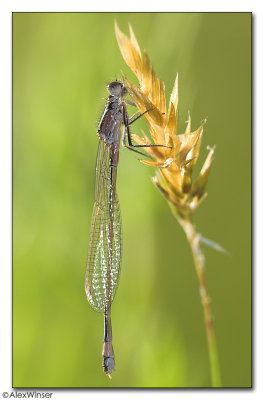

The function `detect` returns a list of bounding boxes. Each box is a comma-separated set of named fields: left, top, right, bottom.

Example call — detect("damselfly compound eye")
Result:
left=122, top=86, right=127, bottom=95
left=107, top=81, right=123, bottom=96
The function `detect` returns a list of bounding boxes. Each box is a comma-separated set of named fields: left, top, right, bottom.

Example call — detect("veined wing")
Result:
left=85, top=140, right=122, bottom=313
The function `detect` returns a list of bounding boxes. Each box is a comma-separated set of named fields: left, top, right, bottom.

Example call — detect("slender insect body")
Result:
left=86, top=82, right=126, bottom=377
left=85, top=81, right=166, bottom=377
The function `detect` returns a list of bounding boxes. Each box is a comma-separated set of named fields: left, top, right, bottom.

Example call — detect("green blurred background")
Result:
left=13, top=13, right=251, bottom=388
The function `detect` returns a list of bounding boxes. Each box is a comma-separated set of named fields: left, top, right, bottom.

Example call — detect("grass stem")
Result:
left=177, top=216, right=222, bottom=387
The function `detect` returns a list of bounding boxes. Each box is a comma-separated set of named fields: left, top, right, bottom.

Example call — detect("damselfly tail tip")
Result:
left=102, top=341, right=115, bottom=378
left=103, top=356, right=115, bottom=375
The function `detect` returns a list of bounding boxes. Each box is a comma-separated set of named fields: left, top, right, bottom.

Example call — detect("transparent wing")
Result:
left=85, top=140, right=122, bottom=313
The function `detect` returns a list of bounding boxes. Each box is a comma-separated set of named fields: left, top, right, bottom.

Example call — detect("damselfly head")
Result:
left=107, top=81, right=126, bottom=97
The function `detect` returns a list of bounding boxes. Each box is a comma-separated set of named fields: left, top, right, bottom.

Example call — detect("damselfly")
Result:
left=85, top=81, right=166, bottom=378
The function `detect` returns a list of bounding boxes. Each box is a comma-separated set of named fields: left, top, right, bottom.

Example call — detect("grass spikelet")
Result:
left=115, top=22, right=222, bottom=387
